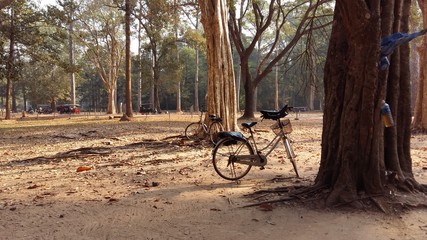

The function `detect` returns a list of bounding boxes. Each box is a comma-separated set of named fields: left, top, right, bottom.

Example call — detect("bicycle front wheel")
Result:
left=185, top=122, right=206, bottom=141
left=212, top=137, right=253, bottom=181
left=209, top=121, right=224, bottom=145
left=283, top=137, right=299, bottom=178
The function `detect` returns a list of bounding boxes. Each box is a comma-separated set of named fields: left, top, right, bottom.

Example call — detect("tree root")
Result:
left=61, top=147, right=113, bottom=156
left=243, top=184, right=327, bottom=208
left=244, top=182, right=427, bottom=213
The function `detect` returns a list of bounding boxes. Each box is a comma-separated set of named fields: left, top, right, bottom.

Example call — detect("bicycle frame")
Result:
left=212, top=105, right=299, bottom=180
left=248, top=119, right=289, bottom=158
left=232, top=119, right=295, bottom=170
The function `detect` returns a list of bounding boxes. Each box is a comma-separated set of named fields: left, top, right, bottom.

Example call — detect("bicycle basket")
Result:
left=271, top=119, right=292, bottom=135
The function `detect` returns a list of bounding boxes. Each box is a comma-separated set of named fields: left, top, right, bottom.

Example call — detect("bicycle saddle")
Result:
left=209, top=114, right=222, bottom=122
left=260, top=105, right=291, bottom=120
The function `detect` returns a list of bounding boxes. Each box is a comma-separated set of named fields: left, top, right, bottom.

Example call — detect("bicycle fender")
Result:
left=218, top=131, right=244, bottom=140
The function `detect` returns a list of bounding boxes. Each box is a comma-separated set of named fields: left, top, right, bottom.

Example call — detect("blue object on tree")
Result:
left=379, top=29, right=427, bottom=70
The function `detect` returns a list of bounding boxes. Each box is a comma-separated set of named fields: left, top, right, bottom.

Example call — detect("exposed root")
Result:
left=119, top=114, right=131, bottom=121
left=244, top=182, right=427, bottom=213
left=243, top=184, right=327, bottom=208
left=62, top=147, right=113, bottom=156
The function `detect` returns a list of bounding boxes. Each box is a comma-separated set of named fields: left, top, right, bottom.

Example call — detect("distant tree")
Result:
left=44, top=0, right=80, bottom=107
left=22, top=61, right=69, bottom=109
left=1, top=0, right=53, bottom=118
left=4, top=2, right=15, bottom=119
left=180, top=1, right=205, bottom=112
left=228, top=0, right=332, bottom=119
left=135, top=0, right=181, bottom=113
left=124, top=0, right=133, bottom=118
left=77, top=0, right=125, bottom=114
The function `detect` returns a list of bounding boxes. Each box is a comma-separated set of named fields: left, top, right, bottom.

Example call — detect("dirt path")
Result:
left=0, top=113, right=426, bottom=239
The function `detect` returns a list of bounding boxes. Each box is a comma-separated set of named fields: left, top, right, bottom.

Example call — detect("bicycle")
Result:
left=212, top=105, right=299, bottom=181
left=185, top=111, right=224, bottom=144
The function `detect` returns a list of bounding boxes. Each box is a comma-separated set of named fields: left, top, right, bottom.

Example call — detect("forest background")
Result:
left=0, top=0, right=356, bottom=116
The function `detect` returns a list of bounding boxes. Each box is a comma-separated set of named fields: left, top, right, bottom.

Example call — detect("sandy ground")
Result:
left=0, top=112, right=426, bottom=240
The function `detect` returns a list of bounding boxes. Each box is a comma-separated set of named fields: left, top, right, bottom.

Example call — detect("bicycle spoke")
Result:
left=212, top=138, right=253, bottom=181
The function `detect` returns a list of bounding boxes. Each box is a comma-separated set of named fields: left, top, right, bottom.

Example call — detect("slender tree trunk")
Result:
left=242, top=78, right=256, bottom=119
left=274, top=61, right=279, bottom=111
left=235, top=64, right=241, bottom=112
left=174, top=0, right=181, bottom=113
left=392, top=0, right=413, bottom=177
left=176, top=81, right=181, bottom=112
left=194, top=47, right=200, bottom=112
left=5, top=5, right=14, bottom=120
left=194, top=13, right=200, bottom=112
left=69, top=17, right=75, bottom=106
left=198, top=0, right=238, bottom=130
left=308, top=45, right=316, bottom=111
left=150, top=51, right=155, bottom=111
left=11, top=82, right=16, bottom=112
left=413, top=0, right=427, bottom=131
left=124, top=0, right=133, bottom=118
left=107, top=88, right=116, bottom=114
left=137, top=24, right=142, bottom=112
left=240, top=62, right=256, bottom=119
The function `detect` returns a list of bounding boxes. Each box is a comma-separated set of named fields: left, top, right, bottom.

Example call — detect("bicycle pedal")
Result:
left=259, top=166, right=265, bottom=170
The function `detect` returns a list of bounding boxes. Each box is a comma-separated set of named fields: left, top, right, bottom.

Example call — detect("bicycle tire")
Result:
left=209, top=121, right=224, bottom=145
left=185, top=122, right=206, bottom=141
left=283, top=137, right=300, bottom=178
left=212, top=137, right=253, bottom=181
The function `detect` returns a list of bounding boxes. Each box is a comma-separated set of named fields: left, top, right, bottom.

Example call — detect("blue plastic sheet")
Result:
left=379, top=29, right=427, bottom=70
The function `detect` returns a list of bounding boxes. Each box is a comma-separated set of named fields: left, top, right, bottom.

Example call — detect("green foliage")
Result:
left=182, top=28, right=206, bottom=52
left=21, top=61, right=70, bottom=106
left=1, top=0, right=333, bottom=113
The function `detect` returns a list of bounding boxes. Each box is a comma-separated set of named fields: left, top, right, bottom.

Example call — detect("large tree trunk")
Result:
left=316, top=0, right=383, bottom=205
left=413, top=0, right=427, bottom=132
left=198, top=0, right=238, bottom=131
left=317, top=0, right=421, bottom=206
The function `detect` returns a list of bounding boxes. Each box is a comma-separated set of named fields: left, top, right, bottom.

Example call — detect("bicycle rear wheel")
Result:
left=212, top=137, right=253, bottom=180
left=209, top=121, right=224, bottom=145
left=185, top=122, right=207, bottom=141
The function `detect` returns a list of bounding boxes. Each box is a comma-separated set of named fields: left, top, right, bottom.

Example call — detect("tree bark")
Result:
left=316, top=1, right=384, bottom=205
left=194, top=12, right=200, bottom=112
left=413, top=0, right=427, bottom=132
left=5, top=4, right=15, bottom=120
left=125, top=0, right=133, bottom=117
left=198, top=0, right=238, bottom=130
left=317, top=0, right=421, bottom=206
left=0, top=0, right=12, bottom=9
